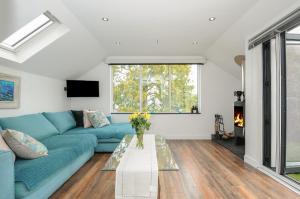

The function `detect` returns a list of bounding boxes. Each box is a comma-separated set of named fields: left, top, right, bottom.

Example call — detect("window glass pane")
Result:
left=112, top=65, right=140, bottom=112
left=171, top=64, right=198, bottom=113
left=142, top=65, right=170, bottom=112
left=112, top=64, right=199, bottom=113
left=285, top=25, right=300, bottom=182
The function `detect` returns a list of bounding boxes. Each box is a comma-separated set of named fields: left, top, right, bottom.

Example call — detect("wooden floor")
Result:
left=51, top=140, right=300, bottom=199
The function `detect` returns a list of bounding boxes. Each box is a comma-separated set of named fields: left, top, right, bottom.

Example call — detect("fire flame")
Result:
left=234, top=113, right=244, bottom=127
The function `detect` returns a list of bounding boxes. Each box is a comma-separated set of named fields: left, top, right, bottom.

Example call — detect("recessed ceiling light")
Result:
left=102, top=17, right=109, bottom=22
left=209, top=17, right=216, bottom=21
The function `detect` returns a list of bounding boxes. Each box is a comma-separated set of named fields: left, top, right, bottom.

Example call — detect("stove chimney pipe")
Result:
left=234, top=55, right=245, bottom=92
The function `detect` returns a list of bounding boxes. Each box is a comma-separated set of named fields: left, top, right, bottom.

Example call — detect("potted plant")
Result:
left=129, top=112, right=151, bottom=149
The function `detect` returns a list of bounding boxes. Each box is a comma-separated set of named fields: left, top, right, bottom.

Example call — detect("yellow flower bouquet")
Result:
left=129, top=112, right=151, bottom=149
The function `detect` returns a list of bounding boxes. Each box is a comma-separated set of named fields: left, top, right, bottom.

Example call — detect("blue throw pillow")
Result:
left=106, top=115, right=112, bottom=123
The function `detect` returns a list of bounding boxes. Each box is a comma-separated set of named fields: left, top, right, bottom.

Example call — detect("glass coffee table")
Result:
left=102, top=134, right=179, bottom=171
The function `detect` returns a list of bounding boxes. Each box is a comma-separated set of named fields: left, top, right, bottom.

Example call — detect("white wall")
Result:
left=68, top=61, right=240, bottom=139
left=244, top=44, right=263, bottom=167
left=0, top=65, right=67, bottom=117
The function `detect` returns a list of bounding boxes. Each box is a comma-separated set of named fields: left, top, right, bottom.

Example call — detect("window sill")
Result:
left=111, top=112, right=201, bottom=115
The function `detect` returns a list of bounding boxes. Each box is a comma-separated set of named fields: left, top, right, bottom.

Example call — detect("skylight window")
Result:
left=0, top=12, right=55, bottom=51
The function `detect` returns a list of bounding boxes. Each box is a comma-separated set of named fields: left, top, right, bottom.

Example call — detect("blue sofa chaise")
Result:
left=0, top=111, right=135, bottom=199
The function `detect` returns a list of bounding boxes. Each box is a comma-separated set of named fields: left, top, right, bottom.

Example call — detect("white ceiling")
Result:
left=0, top=0, right=299, bottom=79
left=62, top=0, right=257, bottom=56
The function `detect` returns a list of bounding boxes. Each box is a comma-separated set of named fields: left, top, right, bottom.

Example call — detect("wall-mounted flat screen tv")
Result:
left=66, top=80, right=99, bottom=97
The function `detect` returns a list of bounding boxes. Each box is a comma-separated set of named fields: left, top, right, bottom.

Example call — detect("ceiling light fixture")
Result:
left=193, top=41, right=199, bottom=45
left=209, top=17, right=216, bottom=21
left=102, top=17, right=109, bottom=22
left=115, top=41, right=121, bottom=45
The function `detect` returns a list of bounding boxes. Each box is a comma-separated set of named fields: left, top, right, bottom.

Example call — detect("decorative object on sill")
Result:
left=0, top=73, right=20, bottom=109
left=234, top=91, right=244, bottom=101
left=129, top=112, right=151, bottom=149
left=191, top=105, right=199, bottom=114
left=214, top=114, right=225, bottom=138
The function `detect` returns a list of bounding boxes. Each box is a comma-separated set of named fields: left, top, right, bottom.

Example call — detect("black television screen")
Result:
left=66, top=80, right=99, bottom=97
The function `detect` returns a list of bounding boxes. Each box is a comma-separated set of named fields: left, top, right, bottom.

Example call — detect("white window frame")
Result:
left=110, top=64, right=202, bottom=114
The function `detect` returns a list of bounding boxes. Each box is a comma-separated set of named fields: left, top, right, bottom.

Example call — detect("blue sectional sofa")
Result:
left=0, top=111, right=135, bottom=199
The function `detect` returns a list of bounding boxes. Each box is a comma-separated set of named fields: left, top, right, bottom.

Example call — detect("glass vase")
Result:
left=135, top=128, right=144, bottom=149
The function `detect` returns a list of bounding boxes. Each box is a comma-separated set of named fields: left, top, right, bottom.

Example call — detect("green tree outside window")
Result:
left=112, top=64, right=199, bottom=113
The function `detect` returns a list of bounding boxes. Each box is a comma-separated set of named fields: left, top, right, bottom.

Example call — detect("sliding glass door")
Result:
left=284, top=25, right=300, bottom=183
left=262, top=24, right=300, bottom=184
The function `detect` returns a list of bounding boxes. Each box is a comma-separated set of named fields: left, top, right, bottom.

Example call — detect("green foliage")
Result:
left=112, top=64, right=198, bottom=113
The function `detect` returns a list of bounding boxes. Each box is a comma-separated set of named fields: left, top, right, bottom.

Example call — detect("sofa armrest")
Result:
left=0, top=150, right=14, bottom=199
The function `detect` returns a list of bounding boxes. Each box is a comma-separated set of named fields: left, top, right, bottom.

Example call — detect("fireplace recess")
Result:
left=234, top=100, right=245, bottom=145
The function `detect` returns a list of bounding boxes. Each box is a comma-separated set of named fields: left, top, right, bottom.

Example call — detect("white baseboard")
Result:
left=243, top=155, right=300, bottom=194
left=258, top=166, right=300, bottom=195
left=244, top=154, right=259, bottom=168
left=164, top=135, right=211, bottom=140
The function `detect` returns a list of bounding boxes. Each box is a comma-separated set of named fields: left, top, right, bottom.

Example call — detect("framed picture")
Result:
left=0, top=73, right=20, bottom=109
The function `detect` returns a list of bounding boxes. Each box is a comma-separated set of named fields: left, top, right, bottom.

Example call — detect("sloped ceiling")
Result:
left=205, top=0, right=300, bottom=79
left=0, top=0, right=299, bottom=80
left=0, top=0, right=106, bottom=79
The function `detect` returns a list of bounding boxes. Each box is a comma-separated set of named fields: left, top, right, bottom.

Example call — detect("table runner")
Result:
left=115, top=134, right=158, bottom=199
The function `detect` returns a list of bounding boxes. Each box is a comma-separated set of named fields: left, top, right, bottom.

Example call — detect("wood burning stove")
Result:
left=234, top=91, right=245, bottom=145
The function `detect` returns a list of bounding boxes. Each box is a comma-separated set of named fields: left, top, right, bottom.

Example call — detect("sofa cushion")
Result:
left=98, top=138, right=121, bottom=143
left=95, top=142, right=120, bottom=152
left=3, top=129, right=48, bottom=159
left=87, top=111, right=110, bottom=128
left=71, top=110, right=84, bottom=127
left=41, top=134, right=97, bottom=153
left=43, top=111, right=76, bottom=133
left=15, top=134, right=96, bottom=191
left=0, top=113, right=59, bottom=140
left=15, top=148, right=79, bottom=190
left=0, top=133, right=16, bottom=161
left=83, top=110, right=94, bottom=128
left=65, top=123, right=135, bottom=140
left=15, top=150, right=93, bottom=199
